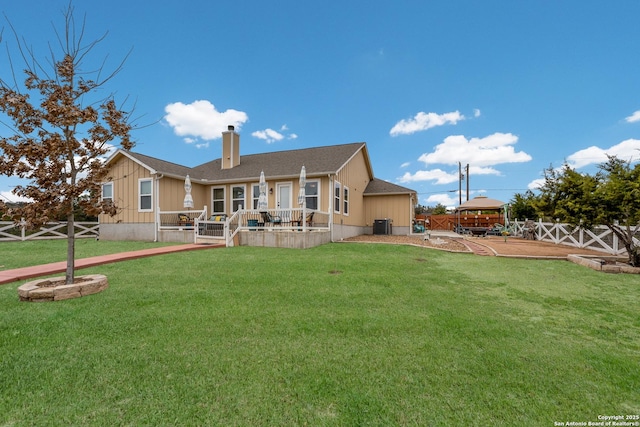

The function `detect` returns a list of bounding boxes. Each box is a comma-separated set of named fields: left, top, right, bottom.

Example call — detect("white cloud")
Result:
left=567, top=138, right=640, bottom=169
left=473, top=109, right=481, bottom=118
left=625, top=110, right=640, bottom=123
left=418, top=133, right=532, bottom=167
left=397, top=132, right=531, bottom=185
left=390, top=111, right=464, bottom=136
left=527, top=178, right=545, bottom=190
left=164, top=100, right=248, bottom=141
left=424, top=193, right=458, bottom=210
left=398, top=168, right=459, bottom=185
left=400, top=162, right=410, bottom=168
left=252, top=125, right=298, bottom=143
left=252, top=128, right=285, bottom=144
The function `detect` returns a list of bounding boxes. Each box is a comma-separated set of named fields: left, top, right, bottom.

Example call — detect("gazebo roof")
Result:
left=455, top=196, right=505, bottom=211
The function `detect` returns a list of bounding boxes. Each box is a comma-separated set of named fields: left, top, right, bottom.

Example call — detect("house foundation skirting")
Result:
left=99, top=223, right=155, bottom=241
left=238, top=230, right=331, bottom=249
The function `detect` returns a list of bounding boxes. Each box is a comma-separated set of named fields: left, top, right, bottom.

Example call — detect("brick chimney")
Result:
left=221, top=125, right=240, bottom=169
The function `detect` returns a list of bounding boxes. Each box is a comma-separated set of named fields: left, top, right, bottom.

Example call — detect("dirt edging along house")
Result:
left=99, top=126, right=417, bottom=248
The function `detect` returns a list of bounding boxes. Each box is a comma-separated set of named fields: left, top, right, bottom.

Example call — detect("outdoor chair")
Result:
left=178, top=213, right=193, bottom=227
left=261, top=211, right=282, bottom=226
left=293, top=211, right=314, bottom=228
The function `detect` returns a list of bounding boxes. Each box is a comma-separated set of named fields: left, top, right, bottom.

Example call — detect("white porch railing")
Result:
left=0, top=221, right=99, bottom=242
left=157, top=209, right=207, bottom=231
left=512, top=219, right=639, bottom=256
left=192, top=208, right=330, bottom=246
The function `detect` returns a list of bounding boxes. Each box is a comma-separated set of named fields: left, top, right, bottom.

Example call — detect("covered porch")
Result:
left=157, top=207, right=331, bottom=248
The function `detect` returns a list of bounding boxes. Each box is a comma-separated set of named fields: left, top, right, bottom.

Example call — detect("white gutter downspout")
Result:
left=153, top=173, right=164, bottom=242
left=329, top=174, right=334, bottom=242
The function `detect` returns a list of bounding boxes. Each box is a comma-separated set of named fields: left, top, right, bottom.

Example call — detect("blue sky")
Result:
left=1, top=1, right=640, bottom=209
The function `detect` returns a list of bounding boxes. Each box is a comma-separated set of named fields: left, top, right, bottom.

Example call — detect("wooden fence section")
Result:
left=421, top=214, right=637, bottom=256
left=0, top=221, right=99, bottom=242
left=421, top=214, right=504, bottom=231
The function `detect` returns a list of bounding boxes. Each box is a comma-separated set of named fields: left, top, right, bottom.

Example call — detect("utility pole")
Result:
left=458, top=162, right=462, bottom=205
left=465, top=164, right=469, bottom=201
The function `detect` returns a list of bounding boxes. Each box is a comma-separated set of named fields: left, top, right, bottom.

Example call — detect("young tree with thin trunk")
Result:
left=0, top=4, right=134, bottom=284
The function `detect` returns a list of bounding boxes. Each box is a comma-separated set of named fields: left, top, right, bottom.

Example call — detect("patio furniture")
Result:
left=293, top=211, right=314, bottom=228
left=261, top=211, right=282, bottom=227
left=178, top=213, right=193, bottom=227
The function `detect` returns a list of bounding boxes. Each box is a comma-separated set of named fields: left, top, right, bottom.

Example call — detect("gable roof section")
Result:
left=109, top=142, right=371, bottom=183
left=191, top=142, right=370, bottom=182
left=105, top=150, right=193, bottom=179
left=364, top=179, right=416, bottom=196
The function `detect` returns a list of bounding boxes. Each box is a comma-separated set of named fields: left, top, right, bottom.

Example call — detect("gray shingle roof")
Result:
left=111, top=142, right=415, bottom=195
left=120, top=142, right=369, bottom=182
left=364, top=178, right=416, bottom=195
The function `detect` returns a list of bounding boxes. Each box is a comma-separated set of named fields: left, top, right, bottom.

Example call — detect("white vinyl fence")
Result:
left=512, top=219, right=639, bottom=256
left=0, top=221, right=99, bottom=242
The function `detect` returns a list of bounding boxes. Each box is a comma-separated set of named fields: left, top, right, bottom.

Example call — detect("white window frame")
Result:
left=231, top=184, right=246, bottom=212
left=343, top=185, right=349, bottom=216
left=334, top=180, right=341, bottom=214
left=251, top=183, right=260, bottom=209
left=305, top=180, right=320, bottom=211
left=101, top=182, right=113, bottom=203
left=138, top=178, right=153, bottom=212
left=212, top=186, right=226, bottom=214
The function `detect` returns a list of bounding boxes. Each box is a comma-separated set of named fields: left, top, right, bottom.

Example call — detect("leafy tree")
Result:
left=509, top=190, right=538, bottom=220
left=538, top=157, right=640, bottom=266
left=0, top=4, right=134, bottom=284
left=432, top=203, right=448, bottom=215
left=416, top=203, right=448, bottom=215
left=592, top=156, right=640, bottom=266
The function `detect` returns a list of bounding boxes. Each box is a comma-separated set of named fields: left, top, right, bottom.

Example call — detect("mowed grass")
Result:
left=0, top=239, right=180, bottom=269
left=0, top=241, right=638, bottom=425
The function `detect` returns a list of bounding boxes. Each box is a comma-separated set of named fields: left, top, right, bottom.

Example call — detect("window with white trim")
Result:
left=232, top=185, right=245, bottom=212
left=212, top=187, right=225, bottom=214
left=334, top=180, right=341, bottom=213
left=252, top=184, right=260, bottom=209
left=305, top=180, right=319, bottom=210
left=138, top=178, right=153, bottom=212
left=343, top=186, right=349, bottom=216
left=101, top=182, right=113, bottom=203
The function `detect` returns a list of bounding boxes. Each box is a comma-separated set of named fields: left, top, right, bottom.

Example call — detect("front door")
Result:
left=276, top=182, right=291, bottom=209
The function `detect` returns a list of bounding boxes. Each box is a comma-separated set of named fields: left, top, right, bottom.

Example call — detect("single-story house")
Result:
left=99, top=126, right=417, bottom=248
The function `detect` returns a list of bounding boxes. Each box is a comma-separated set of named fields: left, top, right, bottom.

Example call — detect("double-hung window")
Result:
left=101, top=182, right=113, bottom=204
left=212, top=187, right=225, bottom=214
left=305, top=180, right=319, bottom=210
left=252, top=184, right=260, bottom=209
left=343, top=186, right=349, bottom=216
left=232, top=185, right=245, bottom=212
left=138, top=178, right=153, bottom=212
left=334, top=181, right=341, bottom=213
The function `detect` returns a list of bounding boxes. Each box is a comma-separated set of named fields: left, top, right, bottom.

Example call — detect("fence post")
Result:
left=20, top=218, right=26, bottom=241
left=613, top=220, right=619, bottom=254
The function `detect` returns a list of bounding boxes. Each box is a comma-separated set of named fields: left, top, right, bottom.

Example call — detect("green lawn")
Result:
left=1, top=242, right=638, bottom=425
left=0, top=239, right=180, bottom=269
